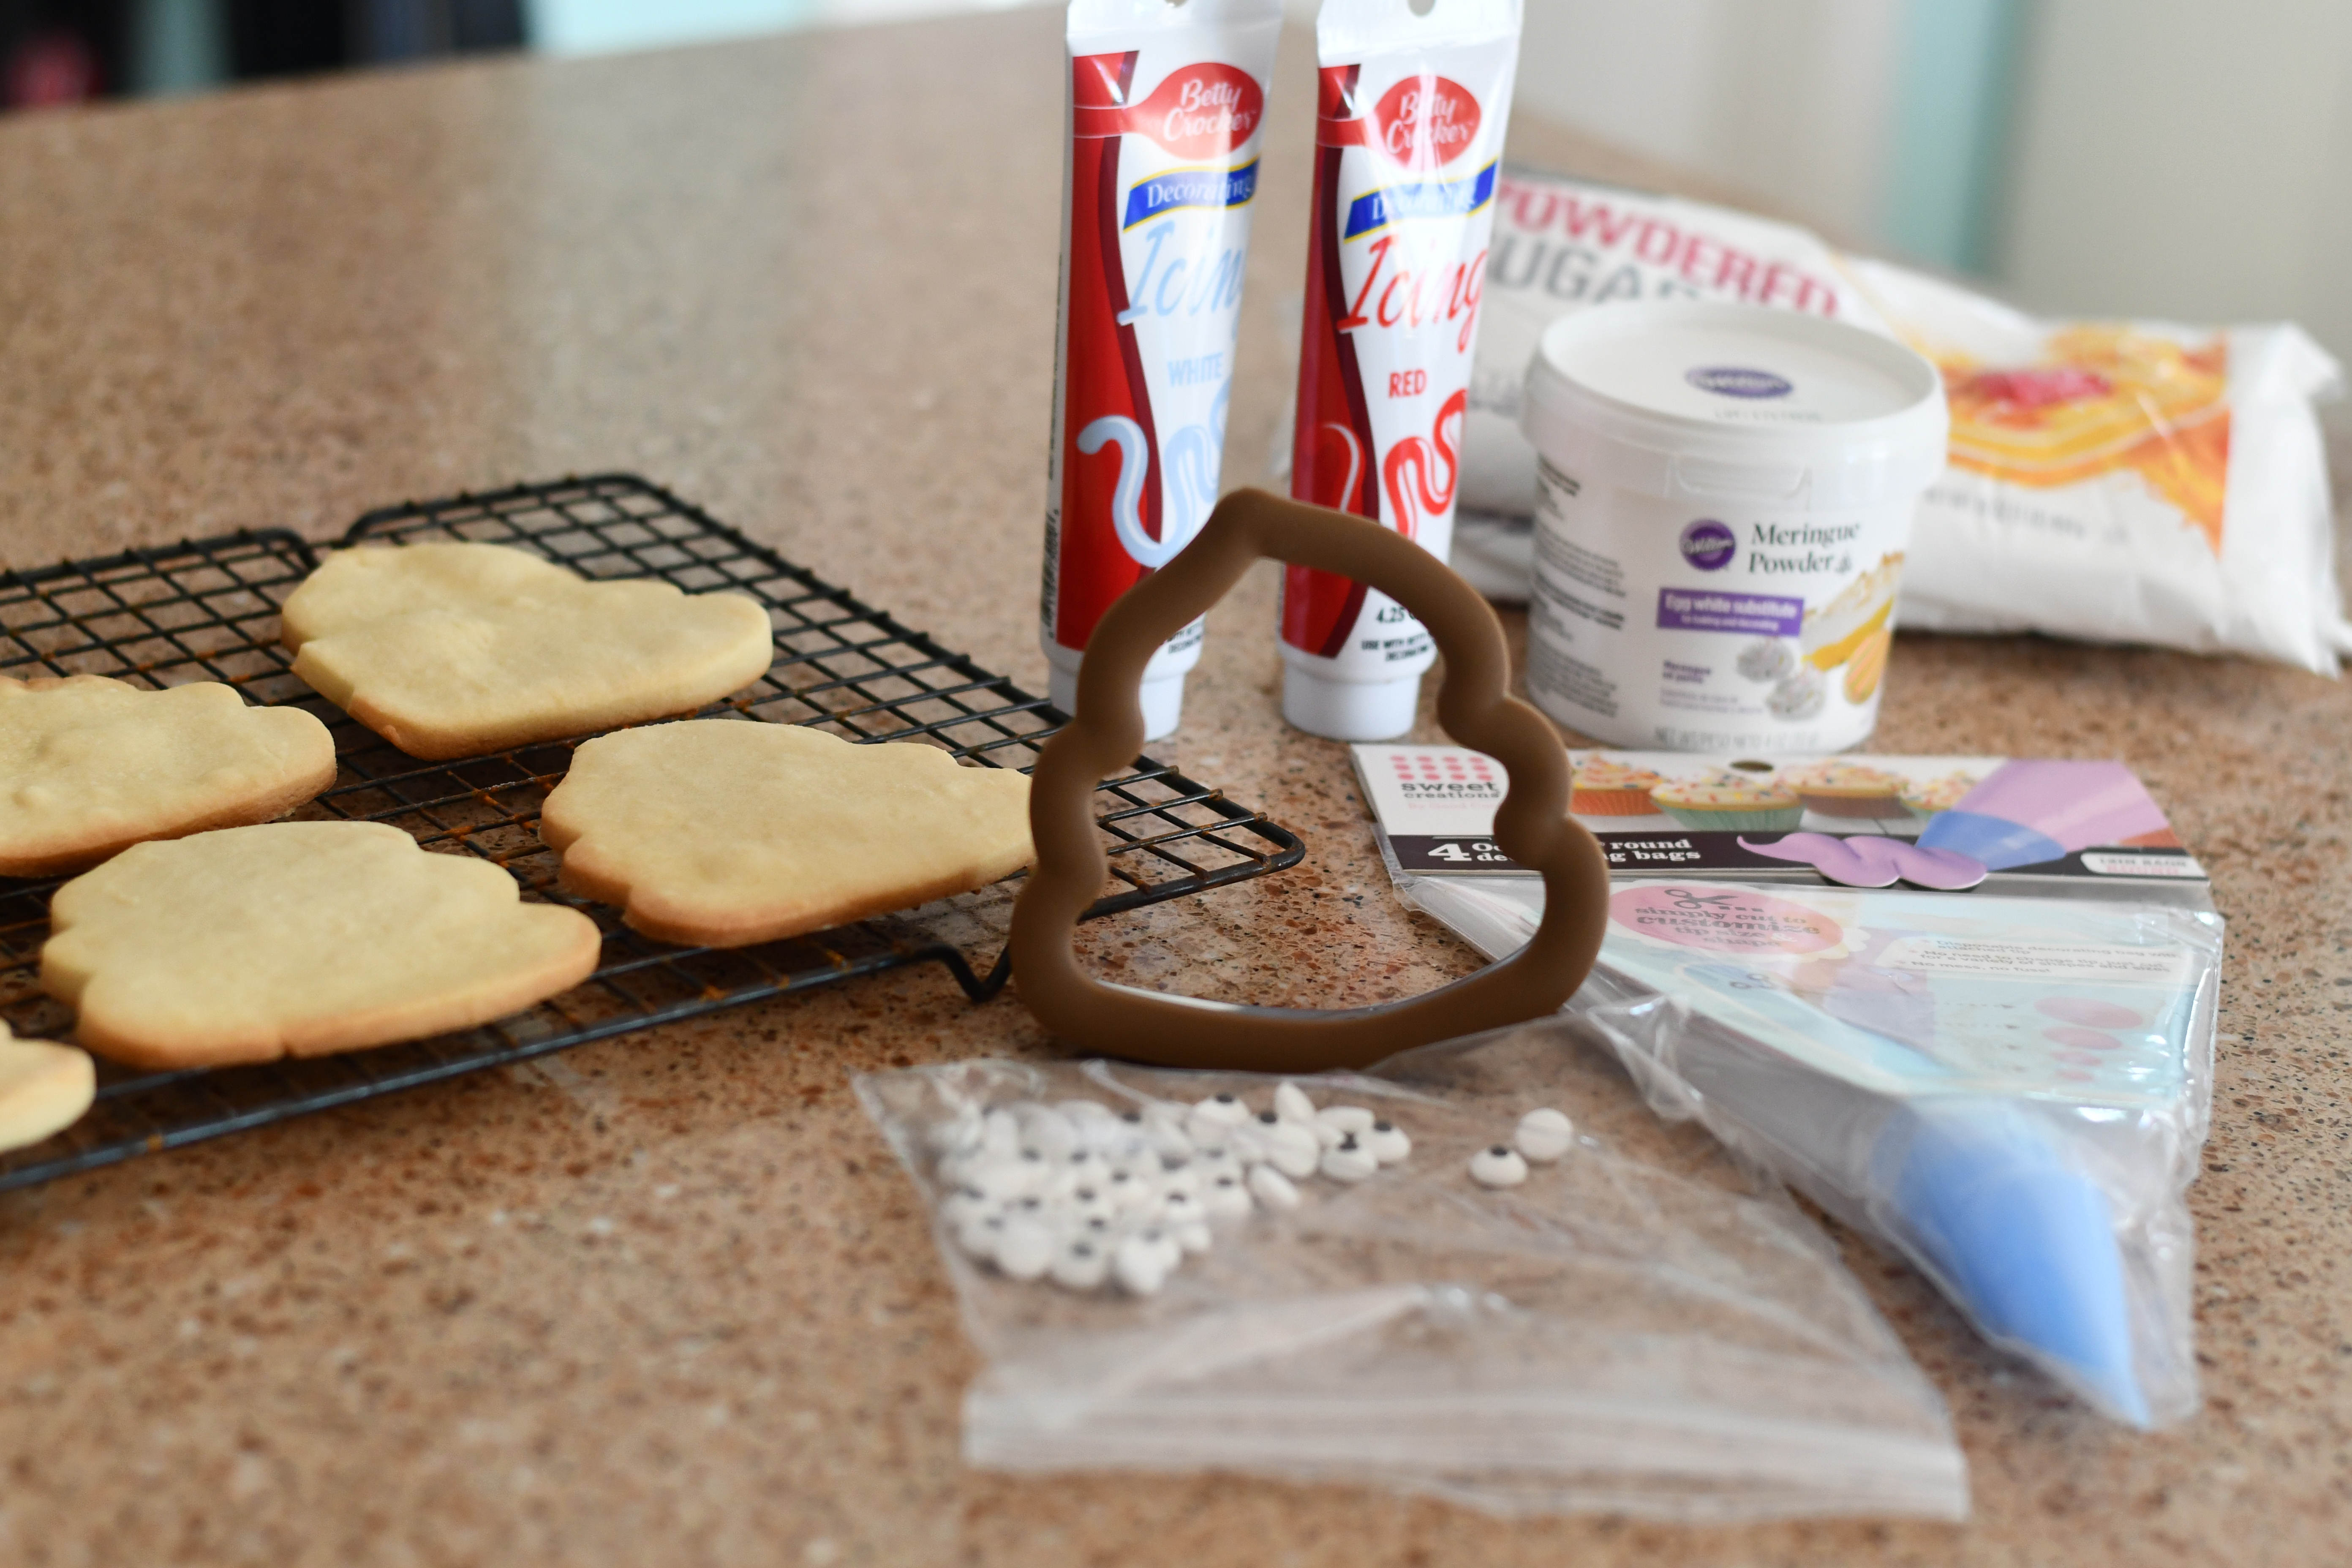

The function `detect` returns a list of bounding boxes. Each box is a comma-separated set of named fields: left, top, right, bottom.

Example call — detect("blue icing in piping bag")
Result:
left=1875, top=1099, right=2148, bottom=1426
left=1651, top=957, right=2156, bottom=1425
left=1375, top=861, right=2219, bottom=1426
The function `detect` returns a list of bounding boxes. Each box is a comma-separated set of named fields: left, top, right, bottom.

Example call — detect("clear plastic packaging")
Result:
left=1378, top=849, right=2219, bottom=1428
left=856, top=1022, right=1969, bottom=1521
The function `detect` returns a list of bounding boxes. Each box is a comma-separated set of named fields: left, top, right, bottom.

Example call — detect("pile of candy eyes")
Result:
left=928, top=1089, right=1581, bottom=1297
left=927, top=1082, right=1412, bottom=1296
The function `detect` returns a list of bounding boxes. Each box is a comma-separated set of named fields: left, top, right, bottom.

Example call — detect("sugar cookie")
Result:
left=539, top=719, right=1033, bottom=947
left=0, top=1023, right=95, bottom=1153
left=42, top=820, right=602, bottom=1069
left=0, top=676, right=336, bottom=878
left=280, top=542, right=774, bottom=760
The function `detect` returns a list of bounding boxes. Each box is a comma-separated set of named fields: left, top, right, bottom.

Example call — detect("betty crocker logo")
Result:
left=1371, top=74, right=1481, bottom=170
left=1130, top=65, right=1265, bottom=159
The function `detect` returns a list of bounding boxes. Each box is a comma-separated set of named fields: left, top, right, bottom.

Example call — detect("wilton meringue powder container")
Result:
left=1520, top=300, right=1946, bottom=751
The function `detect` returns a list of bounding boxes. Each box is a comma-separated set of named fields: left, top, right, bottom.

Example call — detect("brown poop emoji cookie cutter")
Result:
left=1010, top=487, right=1610, bottom=1073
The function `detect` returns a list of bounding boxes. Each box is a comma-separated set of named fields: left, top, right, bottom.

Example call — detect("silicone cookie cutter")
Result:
left=1010, top=488, right=1609, bottom=1072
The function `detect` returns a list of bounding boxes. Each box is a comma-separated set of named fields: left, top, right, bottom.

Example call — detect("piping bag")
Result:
left=1380, top=869, right=2219, bottom=1427
left=1623, top=967, right=2148, bottom=1424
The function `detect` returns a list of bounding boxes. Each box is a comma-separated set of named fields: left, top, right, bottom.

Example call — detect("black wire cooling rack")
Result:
left=0, top=474, right=1302, bottom=1194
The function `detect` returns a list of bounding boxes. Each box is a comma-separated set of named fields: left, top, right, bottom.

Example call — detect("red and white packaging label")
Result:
left=1281, top=0, right=1520, bottom=680
left=1042, top=0, right=1282, bottom=697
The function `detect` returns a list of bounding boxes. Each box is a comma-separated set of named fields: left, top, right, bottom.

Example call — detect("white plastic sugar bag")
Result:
left=1844, top=257, right=2352, bottom=676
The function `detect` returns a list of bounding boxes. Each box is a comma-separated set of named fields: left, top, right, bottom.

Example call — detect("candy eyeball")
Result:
left=994, top=1217, right=1055, bottom=1281
left=1052, top=1236, right=1110, bottom=1290
left=1247, top=1163, right=1301, bottom=1211
left=1514, top=1108, right=1575, bottom=1163
left=1365, top=1119, right=1411, bottom=1165
left=1264, top=1120, right=1322, bottom=1179
left=1112, top=1233, right=1171, bottom=1296
left=1192, top=1092, right=1250, bottom=1127
left=1469, top=1144, right=1529, bottom=1188
left=1202, top=1172, right=1252, bottom=1221
left=1320, top=1134, right=1378, bottom=1183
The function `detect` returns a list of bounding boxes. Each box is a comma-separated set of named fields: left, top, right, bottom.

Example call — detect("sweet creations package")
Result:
left=1356, top=743, right=2220, bottom=1426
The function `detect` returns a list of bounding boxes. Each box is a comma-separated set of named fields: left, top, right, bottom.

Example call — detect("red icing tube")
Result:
left=1042, top=0, right=1283, bottom=740
left=1280, top=0, right=1522, bottom=740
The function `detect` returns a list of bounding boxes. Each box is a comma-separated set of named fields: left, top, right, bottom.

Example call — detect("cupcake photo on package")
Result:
left=1570, top=756, right=1666, bottom=817
left=1780, top=760, right=1908, bottom=819
left=1649, top=772, right=1804, bottom=832
left=1900, top=771, right=1980, bottom=824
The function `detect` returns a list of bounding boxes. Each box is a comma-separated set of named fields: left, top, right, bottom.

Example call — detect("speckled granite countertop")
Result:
left=1, top=11, right=2347, bottom=1565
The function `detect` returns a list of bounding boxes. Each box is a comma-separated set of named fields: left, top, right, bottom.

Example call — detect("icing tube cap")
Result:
left=1051, top=666, right=1186, bottom=742
left=1282, top=667, right=1420, bottom=741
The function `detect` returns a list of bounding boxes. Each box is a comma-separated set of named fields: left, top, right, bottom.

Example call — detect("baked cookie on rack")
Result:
left=0, top=1022, right=95, bottom=1153
left=280, top=542, right=774, bottom=760
left=539, top=719, right=1034, bottom=947
left=0, top=675, right=337, bottom=878
left=41, top=820, right=602, bottom=1069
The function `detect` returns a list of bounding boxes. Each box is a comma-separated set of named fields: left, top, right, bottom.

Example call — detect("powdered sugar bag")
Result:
left=1844, top=258, right=2351, bottom=677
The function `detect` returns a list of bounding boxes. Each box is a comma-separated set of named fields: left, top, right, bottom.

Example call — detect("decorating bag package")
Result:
left=856, top=1021, right=1969, bottom=1522
left=1357, top=744, right=2222, bottom=1427
left=1444, top=166, right=2349, bottom=675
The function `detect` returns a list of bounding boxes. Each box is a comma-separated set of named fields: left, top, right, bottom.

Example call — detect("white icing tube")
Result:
left=1278, top=0, right=1522, bottom=741
left=1042, top=0, right=1284, bottom=740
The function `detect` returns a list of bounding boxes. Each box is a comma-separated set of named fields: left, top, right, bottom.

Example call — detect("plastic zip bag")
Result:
left=1376, top=843, right=2219, bottom=1427
left=855, top=1023, right=1969, bottom=1522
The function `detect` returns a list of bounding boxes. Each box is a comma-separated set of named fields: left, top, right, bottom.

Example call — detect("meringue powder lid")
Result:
left=1559, top=316, right=1924, bottom=425
left=1522, top=301, right=1948, bottom=509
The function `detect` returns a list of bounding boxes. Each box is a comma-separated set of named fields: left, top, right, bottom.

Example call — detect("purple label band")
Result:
left=1656, top=587, right=1802, bottom=636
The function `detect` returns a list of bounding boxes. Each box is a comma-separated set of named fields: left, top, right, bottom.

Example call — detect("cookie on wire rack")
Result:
left=0, top=1022, right=94, bottom=1153
left=0, top=675, right=337, bottom=878
left=539, top=719, right=1034, bottom=948
left=280, top=542, right=775, bottom=760
left=41, top=820, right=603, bottom=1069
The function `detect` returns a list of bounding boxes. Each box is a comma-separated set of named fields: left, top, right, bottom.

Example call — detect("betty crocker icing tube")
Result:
left=1043, top=0, right=1282, bottom=740
left=1280, top=0, right=1521, bottom=740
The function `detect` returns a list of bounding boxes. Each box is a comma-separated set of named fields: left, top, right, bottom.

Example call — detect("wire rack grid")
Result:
left=0, top=474, right=1302, bottom=1194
